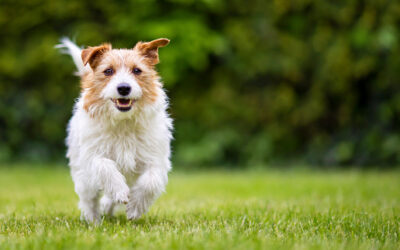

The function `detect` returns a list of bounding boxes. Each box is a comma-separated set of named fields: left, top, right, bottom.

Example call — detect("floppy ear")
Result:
left=81, top=43, right=112, bottom=69
left=135, top=38, right=170, bottom=65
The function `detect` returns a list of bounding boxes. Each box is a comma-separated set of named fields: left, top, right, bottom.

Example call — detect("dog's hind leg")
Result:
left=100, top=195, right=115, bottom=216
left=73, top=174, right=101, bottom=224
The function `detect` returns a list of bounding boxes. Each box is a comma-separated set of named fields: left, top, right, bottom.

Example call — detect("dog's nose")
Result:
left=117, top=83, right=131, bottom=96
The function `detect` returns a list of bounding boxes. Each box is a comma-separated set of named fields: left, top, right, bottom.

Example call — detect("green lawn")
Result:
left=0, top=166, right=399, bottom=249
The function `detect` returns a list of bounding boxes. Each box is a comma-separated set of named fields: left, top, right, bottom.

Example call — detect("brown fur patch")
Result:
left=81, top=72, right=108, bottom=114
left=135, top=38, right=169, bottom=65
left=81, top=44, right=112, bottom=69
left=135, top=69, right=160, bottom=104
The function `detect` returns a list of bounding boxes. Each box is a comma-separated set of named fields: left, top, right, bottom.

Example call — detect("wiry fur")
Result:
left=58, top=38, right=172, bottom=223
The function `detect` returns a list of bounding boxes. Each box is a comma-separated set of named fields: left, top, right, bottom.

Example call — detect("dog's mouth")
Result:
left=111, top=98, right=135, bottom=112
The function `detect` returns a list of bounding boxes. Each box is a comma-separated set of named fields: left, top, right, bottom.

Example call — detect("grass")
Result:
left=0, top=166, right=399, bottom=249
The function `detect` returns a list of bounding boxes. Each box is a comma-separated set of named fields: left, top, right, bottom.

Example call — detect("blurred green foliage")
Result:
left=1, top=0, right=400, bottom=167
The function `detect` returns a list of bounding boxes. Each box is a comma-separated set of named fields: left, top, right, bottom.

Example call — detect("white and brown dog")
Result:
left=58, top=38, right=172, bottom=223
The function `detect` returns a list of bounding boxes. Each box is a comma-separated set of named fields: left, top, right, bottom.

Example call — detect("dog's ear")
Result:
left=81, top=43, right=112, bottom=69
left=135, top=38, right=170, bottom=65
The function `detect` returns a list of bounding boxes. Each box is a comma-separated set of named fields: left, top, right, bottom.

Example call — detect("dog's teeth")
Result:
left=113, top=99, right=133, bottom=108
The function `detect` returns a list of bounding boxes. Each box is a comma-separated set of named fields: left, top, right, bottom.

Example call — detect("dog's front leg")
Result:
left=126, top=166, right=169, bottom=220
left=74, top=157, right=129, bottom=223
left=91, top=157, right=130, bottom=204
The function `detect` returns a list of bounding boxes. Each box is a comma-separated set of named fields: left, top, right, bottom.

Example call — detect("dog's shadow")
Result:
left=6, top=213, right=175, bottom=230
left=99, top=214, right=175, bottom=228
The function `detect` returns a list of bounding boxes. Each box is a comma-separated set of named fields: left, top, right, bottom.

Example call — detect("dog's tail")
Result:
left=56, top=37, right=90, bottom=76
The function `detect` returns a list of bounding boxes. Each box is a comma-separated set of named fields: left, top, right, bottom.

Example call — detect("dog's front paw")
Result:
left=113, top=185, right=130, bottom=204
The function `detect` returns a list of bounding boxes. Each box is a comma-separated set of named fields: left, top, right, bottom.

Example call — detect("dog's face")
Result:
left=80, top=38, right=169, bottom=117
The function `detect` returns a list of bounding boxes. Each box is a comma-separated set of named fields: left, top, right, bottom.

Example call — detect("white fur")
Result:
left=55, top=37, right=91, bottom=76
left=101, top=67, right=143, bottom=101
left=59, top=38, right=173, bottom=223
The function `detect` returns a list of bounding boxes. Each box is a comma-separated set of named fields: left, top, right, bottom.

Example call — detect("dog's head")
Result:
left=80, top=38, right=169, bottom=118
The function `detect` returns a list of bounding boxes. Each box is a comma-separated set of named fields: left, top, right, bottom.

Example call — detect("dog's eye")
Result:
left=132, top=68, right=142, bottom=75
left=104, top=68, right=114, bottom=76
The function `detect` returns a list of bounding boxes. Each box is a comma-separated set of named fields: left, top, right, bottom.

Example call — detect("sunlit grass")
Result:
left=0, top=166, right=399, bottom=249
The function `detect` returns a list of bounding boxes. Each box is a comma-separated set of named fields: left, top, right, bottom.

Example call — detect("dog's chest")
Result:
left=97, top=128, right=141, bottom=173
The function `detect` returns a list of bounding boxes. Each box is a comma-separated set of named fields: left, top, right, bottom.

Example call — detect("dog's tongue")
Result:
left=118, top=98, right=130, bottom=105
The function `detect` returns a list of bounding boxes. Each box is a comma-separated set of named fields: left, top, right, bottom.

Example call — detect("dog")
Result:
left=57, top=38, right=173, bottom=223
